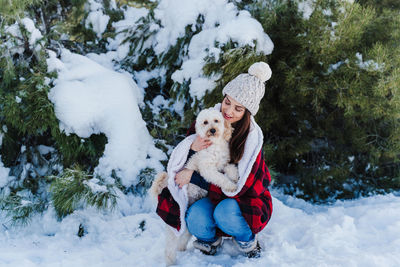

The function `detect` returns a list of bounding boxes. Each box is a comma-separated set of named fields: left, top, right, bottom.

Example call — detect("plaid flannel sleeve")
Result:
left=156, top=187, right=181, bottom=231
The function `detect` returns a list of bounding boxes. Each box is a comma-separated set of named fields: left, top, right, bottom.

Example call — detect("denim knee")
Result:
left=185, top=198, right=217, bottom=242
left=213, top=198, right=254, bottom=242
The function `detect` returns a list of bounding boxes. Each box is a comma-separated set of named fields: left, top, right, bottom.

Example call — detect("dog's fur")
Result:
left=150, top=108, right=239, bottom=266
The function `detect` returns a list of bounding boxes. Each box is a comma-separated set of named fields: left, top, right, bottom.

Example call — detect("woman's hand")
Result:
left=191, top=135, right=212, bottom=151
left=175, top=168, right=194, bottom=188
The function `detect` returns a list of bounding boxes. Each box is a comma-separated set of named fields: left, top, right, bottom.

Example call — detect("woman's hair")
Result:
left=230, top=109, right=251, bottom=164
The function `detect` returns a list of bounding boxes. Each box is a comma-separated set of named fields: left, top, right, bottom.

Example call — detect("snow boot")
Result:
left=192, top=237, right=222, bottom=255
left=233, top=237, right=261, bottom=258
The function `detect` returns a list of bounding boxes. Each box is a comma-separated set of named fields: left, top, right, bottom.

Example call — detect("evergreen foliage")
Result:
left=0, top=192, right=48, bottom=226
left=235, top=0, right=400, bottom=201
left=0, top=0, right=41, bottom=22
left=114, top=6, right=189, bottom=150
left=117, top=10, right=201, bottom=149
left=50, top=167, right=118, bottom=219
left=203, top=45, right=266, bottom=107
left=357, top=0, right=400, bottom=12
left=0, top=0, right=58, bottom=223
left=117, top=8, right=198, bottom=149
left=125, top=167, right=157, bottom=195
left=0, top=0, right=118, bottom=224
left=118, top=4, right=271, bottom=153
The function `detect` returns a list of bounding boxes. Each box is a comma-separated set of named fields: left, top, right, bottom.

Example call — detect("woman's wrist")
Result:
left=190, top=171, right=210, bottom=190
left=190, top=143, right=198, bottom=151
left=175, top=168, right=194, bottom=188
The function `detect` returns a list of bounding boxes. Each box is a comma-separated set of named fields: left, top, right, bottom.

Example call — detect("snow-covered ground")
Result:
left=1, top=190, right=399, bottom=267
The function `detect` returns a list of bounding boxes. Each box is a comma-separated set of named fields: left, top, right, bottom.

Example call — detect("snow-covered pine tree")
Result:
left=112, top=0, right=273, bottom=151
left=5, top=0, right=398, bottom=226
left=1, top=0, right=274, bottom=225
left=0, top=0, right=60, bottom=224
left=0, top=0, right=122, bottom=224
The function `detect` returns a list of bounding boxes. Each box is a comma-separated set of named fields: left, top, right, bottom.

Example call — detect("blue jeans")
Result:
left=186, top=197, right=255, bottom=243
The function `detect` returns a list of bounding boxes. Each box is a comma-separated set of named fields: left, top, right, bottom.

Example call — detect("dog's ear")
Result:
left=223, top=120, right=233, bottom=141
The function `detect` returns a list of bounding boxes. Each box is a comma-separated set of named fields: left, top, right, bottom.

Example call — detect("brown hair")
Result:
left=230, top=109, right=251, bottom=164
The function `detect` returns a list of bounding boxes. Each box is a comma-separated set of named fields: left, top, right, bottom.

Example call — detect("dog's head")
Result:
left=195, top=108, right=233, bottom=142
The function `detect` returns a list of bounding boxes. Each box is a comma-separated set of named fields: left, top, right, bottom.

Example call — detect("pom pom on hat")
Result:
left=248, top=62, right=272, bottom=82
left=222, top=61, right=272, bottom=115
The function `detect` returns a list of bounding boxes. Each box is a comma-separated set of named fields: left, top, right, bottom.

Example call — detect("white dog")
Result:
left=150, top=108, right=239, bottom=266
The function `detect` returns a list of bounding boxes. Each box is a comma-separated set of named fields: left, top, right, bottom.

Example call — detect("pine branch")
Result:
left=50, top=167, right=118, bottom=219
left=0, top=193, right=47, bottom=226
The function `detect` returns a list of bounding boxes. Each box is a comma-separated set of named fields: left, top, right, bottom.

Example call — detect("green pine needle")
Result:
left=50, top=167, right=118, bottom=219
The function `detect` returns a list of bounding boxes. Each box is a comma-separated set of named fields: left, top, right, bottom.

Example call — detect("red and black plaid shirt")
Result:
left=156, top=154, right=272, bottom=234
left=156, top=122, right=273, bottom=234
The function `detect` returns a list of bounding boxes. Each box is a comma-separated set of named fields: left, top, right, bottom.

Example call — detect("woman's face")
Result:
left=221, top=95, right=246, bottom=124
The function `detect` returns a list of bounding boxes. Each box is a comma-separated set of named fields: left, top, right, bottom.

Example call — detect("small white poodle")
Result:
left=150, top=108, right=239, bottom=266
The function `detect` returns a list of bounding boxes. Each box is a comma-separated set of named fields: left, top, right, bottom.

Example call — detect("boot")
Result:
left=192, top=237, right=222, bottom=255
left=233, top=237, right=261, bottom=258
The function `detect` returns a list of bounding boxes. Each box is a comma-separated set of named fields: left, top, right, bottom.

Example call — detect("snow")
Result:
left=323, top=9, right=332, bottom=16
left=106, top=0, right=273, bottom=104
left=149, top=95, right=170, bottom=115
left=106, top=6, right=149, bottom=62
left=4, top=18, right=43, bottom=55
left=355, top=52, right=384, bottom=71
left=0, top=134, right=12, bottom=188
left=85, top=10, right=110, bottom=38
left=327, top=59, right=349, bottom=73
left=83, top=178, right=108, bottom=193
left=156, top=0, right=273, bottom=100
left=47, top=49, right=165, bottom=187
left=153, top=0, right=272, bottom=55
left=134, top=68, right=168, bottom=90
left=37, top=145, right=55, bottom=155
left=0, top=191, right=399, bottom=266
left=298, top=0, right=314, bottom=20
left=85, top=0, right=110, bottom=38
left=21, top=18, right=43, bottom=47
left=326, top=53, right=381, bottom=76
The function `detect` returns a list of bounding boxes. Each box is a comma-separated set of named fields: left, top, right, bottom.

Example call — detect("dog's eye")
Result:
left=204, top=121, right=208, bottom=125
left=214, top=119, right=219, bottom=123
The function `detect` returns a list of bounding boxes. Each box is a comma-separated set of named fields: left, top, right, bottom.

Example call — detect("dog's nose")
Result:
left=210, top=128, right=216, bottom=134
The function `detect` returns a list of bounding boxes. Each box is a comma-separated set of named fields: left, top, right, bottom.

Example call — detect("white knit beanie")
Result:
left=222, top=62, right=272, bottom=115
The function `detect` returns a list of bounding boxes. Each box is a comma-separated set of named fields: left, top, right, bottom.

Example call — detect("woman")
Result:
left=156, top=62, right=273, bottom=258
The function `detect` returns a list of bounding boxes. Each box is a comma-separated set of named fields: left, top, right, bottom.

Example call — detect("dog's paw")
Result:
left=224, top=164, right=239, bottom=182
left=223, top=182, right=238, bottom=192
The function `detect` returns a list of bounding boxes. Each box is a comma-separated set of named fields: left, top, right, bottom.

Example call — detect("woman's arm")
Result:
left=208, top=150, right=271, bottom=203
left=174, top=135, right=212, bottom=188
left=190, top=170, right=210, bottom=190
left=174, top=149, right=211, bottom=190
left=233, top=150, right=271, bottom=198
